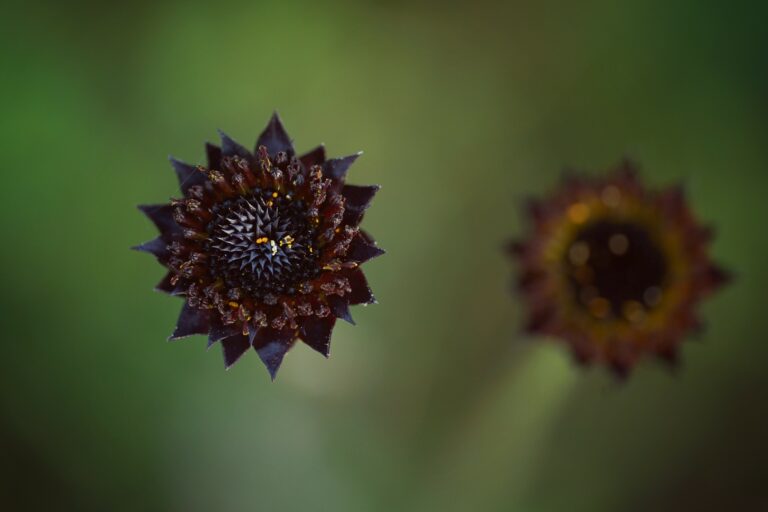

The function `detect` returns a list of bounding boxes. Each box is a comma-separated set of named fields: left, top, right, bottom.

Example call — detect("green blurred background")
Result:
left=1, top=0, right=767, bottom=510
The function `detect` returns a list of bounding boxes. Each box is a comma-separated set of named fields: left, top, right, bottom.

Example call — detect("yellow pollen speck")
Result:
left=569, top=241, right=590, bottom=266
left=588, top=297, right=611, bottom=319
left=228, top=301, right=239, bottom=308
left=567, top=203, right=590, bottom=224
left=573, top=265, right=594, bottom=284
left=272, top=192, right=278, bottom=198
left=255, top=237, right=268, bottom=244
left=279, top=235, right=295, bottom=248
left=609, top=233, right=629, bottom=255
left=266, top=200, right=273, bottom=207
left=623, top=300, right=647, bottom=323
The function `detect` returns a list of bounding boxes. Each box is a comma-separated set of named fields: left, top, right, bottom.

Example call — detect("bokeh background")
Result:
left=1, top=0, right=767, bottom=510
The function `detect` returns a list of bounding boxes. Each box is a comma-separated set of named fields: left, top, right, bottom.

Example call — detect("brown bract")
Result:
left=135, top=113, right=383, bottom=378
left=509, top=161, right=728, bottom=377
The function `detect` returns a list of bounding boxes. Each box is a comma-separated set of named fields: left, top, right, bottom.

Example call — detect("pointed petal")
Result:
left=299, top=144, right=326, bottom=169
left=132, top=237, right=169, bottom=261
left=249, top=327, right=294, bottom=380
left=342, top=184, right=379, bottom=212
left=657, top=345, right=681, bottom=370
left=154, top=274, right=188, bottom=296
left=256, top=112, right=294, bottom=156
left=609, top=359, right=632, bottom=381
left=221, top=334, right=251, bottom=369
left=323, top=153, right=361, bottom=181
left=155, top=272, right=176, bottom=294
left=206, top=142, right=222, bottom=169
left=347, top=234, right=385, bottom=264
left=706, top=264, right=732, bottom=290
left=169, top=278, right=189, bottom=296
left=524, top=305, right=557, bottom=334
left=169, top=303, right=210, bottom=340
left=218, top=130, right=251, bottom=159
left=358, top=229, right=375, bottom=244
left=137, top=204, right=179, bottom=235
left=342, top=184, right=378, bottom=225
left=208, top=321, right=241, bottom=348
left=326, top=295, right=355, bottom=325
left=505, top=240, right=527, bottom=256
left=169, top=156, right=207, bottom=194
left=658, top=185, right=687, bottom=217
left=525, top=198, right=547, bottom=224
left=346, top=269, right=376, bottom=305
left=299, top=316, right=336, bottom=357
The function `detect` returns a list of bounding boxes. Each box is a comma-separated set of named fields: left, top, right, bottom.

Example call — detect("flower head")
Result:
left=135, top=114, right=383, bottom=378
left=510, top=161, right=728, bottom=376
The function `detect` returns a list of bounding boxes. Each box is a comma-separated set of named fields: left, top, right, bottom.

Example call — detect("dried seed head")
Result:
left=136, top=113, right=384, bottom=378
left=510, top=161, right=728, bottom=377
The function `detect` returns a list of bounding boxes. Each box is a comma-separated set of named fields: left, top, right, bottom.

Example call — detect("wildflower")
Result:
left=135, top=114, right=383, bottom=378
left=510, top=161, right=728, bottom=376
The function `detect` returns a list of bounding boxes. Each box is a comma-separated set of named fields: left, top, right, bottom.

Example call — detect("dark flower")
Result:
left=135, top=113, right=383, bottom=378
left=509, top=161, right=728, bottom=377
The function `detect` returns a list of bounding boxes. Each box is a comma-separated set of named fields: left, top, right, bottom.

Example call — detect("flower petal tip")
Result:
left=217, top=130, right=251, bottom=159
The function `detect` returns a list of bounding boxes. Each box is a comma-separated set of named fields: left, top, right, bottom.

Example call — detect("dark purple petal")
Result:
left=326, top=295, right=355, bottom=325
left=137, top=204, right=179, bottom=235
left=347, top=234, right=385, bottom=264
left=255, top=112, right=294, bottom=156
left=208, top=321, right=241, bottom=348
left=358, top=229, right=375, bottom=244
left=154, top=274, right=187, bottom=296
left=299, top=144, right=326, bottom=169
left=154, top=272, right=175, bottom=294
left=218, top=130, right=251, bottom=159
left=299, top=316, right=336, bottom=357
left=342, top=184, right=378, bottom=225
left=323, top=153, right=361, bottom=181
left=706, top=264, right=732, bottom=290
left=342, top=184, right=379, bottom=212
left=249, top=327, right=294, bottom=380
left=169, top=278, right=189, bottom=296
left=132, top=237, right=169, bottom=261
left=525, top=198, right=547, bottom=224
left=657, top=345, right=681, bottom=370
left=169, top=156, right=207, bottom=194
left=221, top=334, right=251, bottom=369
left=169, top=303, right=210, bottom=340
left=206, top=142, right=222, bottom=169
left=346, top=269, right=376, bottom=305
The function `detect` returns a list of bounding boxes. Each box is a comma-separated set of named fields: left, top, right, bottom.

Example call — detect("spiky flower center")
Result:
left=565, top=221, right=667, bottom=322
left=206, top=189, right=319, bottom=298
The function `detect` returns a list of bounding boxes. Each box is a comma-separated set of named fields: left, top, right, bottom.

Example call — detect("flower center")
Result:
left=565, top=220, right=667, bottom=322
left=206, top=189, right=319, bottom=297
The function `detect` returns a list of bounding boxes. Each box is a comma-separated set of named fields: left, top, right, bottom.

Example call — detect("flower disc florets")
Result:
left=206, top=191, right=320, bottom=298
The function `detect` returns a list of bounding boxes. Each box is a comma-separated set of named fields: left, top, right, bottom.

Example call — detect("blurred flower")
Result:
left=135, top=114, right=383, bottom=378
left=510, top=161, right=728, bottom=376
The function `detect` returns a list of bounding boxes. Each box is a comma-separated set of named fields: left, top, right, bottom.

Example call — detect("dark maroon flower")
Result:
left=135, top=114, right=383, bottom=378
left=509, top=161, right=728, bottom=377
